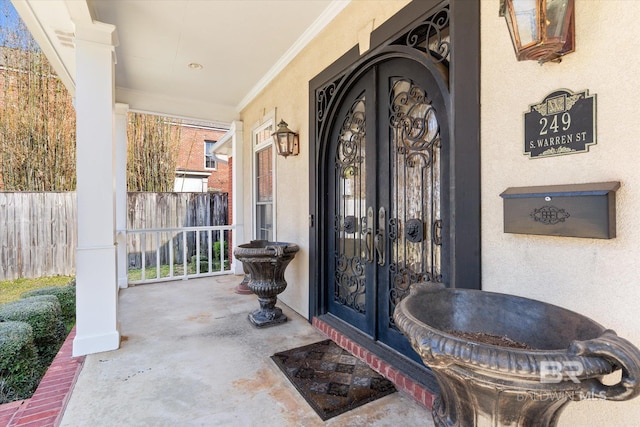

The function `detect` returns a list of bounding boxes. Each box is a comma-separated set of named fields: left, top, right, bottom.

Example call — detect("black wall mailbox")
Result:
left=500, top=182, right=620, bottom=239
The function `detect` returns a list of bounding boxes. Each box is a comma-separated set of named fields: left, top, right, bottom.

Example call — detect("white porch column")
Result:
left=230, top=121, right=245, bottom=274
left=73, top=22, right=120, bottom=356
left=115, top=103, right=129, bottom=289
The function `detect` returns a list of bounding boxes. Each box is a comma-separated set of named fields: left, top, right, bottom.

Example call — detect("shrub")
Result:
left=190, top=255, right=209, bottom=274
left=0, top=321, right=42, bottom=403
left=193, top=242, right=230, bottom=273
left=189, top=255, right=228, bottom=273
left=21, top=282, right=76, bottom=328
left=0, top=296, right=66, bottom=366
left=214, top=241, right=228, bottom=260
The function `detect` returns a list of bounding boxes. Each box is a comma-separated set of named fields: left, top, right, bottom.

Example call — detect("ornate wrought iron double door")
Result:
left=326, top=57, right=449, bottom=360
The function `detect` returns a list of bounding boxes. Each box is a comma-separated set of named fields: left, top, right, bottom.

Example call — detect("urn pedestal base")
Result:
left=248, top=297, right=287, bottom=327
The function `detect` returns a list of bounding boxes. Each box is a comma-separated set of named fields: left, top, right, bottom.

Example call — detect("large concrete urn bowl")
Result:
left=394, top=282, right=640, bottom=427
left=233, top=241, right=299, bottom=328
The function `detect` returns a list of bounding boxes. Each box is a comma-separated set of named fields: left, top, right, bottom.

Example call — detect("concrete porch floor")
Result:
left=60, top=275, right=434, bottom=426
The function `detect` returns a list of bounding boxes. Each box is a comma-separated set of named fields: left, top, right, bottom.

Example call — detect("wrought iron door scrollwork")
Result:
left=390, top=80, right=440, bottom=169
left=335, top=96, right=365, bottom=172
left=334, top=253, right=366, bottom=313
left=387, top=75, right=443, bottom=330
left=433, top=219, right=442, bottom=246
left=343, top=215, right=357, bottom=234
left=388, top=262, right=441, bottom=328
left=405, top=219, right=424, bottom=243
left=392, top=4, right=450, bottom=64
left=333, top=94, right=368, bottom=314
left=316, top=75, right=345, bottom=138
left=388, top=218, right=398, bottom=241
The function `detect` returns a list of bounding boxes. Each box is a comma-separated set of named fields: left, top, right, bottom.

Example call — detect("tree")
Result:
left=0, top=0, right=182, bottom=192
left=0, top=6, right=76, bottom=191
left=126, top=113, right=182, bottom=192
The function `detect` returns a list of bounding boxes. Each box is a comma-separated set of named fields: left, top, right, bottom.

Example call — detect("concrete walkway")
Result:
left=60, top=275, right=433, bottom=426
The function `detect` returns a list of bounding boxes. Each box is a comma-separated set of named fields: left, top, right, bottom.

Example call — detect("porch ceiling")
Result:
left=12, top=0, right=350, bottom=123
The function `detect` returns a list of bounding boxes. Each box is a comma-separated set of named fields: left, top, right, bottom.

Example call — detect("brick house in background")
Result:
left=173, top=120, right=233, bottom=261
left=173, top=120, right=230, bottom=194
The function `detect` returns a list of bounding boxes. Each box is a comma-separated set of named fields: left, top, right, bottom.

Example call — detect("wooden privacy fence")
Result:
left=126, top=192, right=229, bottom=270
left=0, top=192, right=77, bottom=280
left=0, top=192, right=228, bottom=281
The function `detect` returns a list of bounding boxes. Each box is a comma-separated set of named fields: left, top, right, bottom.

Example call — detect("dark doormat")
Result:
left=271, top=339, right=396, bottom=421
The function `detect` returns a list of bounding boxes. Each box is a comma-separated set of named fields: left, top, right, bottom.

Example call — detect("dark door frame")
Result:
left=308, top=0, right=480, bottom=384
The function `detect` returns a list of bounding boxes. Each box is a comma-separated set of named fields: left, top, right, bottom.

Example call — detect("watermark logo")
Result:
left=540, top=360, right=583, bottom=384
left=517, top=391, right=607, bottom=402
left=514, top=360, right=609, bottom=402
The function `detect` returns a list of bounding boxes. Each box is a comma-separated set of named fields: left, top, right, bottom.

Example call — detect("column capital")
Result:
left=229, top=120, right=243, bottom=133
left=115, top=103, right=130, bottom=115
left=75, top=21, right=118, bottom=47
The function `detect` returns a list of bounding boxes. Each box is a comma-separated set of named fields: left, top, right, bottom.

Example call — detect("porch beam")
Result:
left=73, top=21, right=120, bottom=356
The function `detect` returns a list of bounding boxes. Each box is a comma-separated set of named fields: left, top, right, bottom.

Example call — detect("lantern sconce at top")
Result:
left=499, top=0, right=575, bottom=64
left=272, top=119, right=299, bottom=158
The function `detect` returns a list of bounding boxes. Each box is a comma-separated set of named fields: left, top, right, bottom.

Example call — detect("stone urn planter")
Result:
left=233, top=241, right=299, bottom=327
left=394, top=282, right=640, bottom=427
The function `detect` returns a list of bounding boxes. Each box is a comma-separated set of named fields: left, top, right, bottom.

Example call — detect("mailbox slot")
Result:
left=500, top=182, right=620, bottom=239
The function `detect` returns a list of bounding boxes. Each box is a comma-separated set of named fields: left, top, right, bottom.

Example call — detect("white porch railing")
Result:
left=126, top=225, right=234, bottom=285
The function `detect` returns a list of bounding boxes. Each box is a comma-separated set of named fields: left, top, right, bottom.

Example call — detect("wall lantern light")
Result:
left=272, top=119, right=299, bottom=158
left=499, top=0, right=575, bottom=64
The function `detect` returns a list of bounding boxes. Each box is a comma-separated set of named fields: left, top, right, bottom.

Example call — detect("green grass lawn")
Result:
left=128, top=261, right=228, bottom=281
left=127, top=264, right=189, bottom=281
left=0, top=276, right=74, bottom=304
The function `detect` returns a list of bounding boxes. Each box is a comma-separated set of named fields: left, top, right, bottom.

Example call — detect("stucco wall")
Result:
left=482, top=1, right=640, bottom=424
left=239, top=0, right=410, bottom=317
